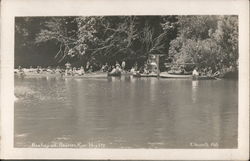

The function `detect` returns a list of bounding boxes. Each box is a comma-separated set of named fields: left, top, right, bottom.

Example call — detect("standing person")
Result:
left=121, top=60, right=126, bottom=71
left=87, top=66, right=93, bottom=73
left=65, top=62, right=71, bottom=76
left=36, top=66, right=41, bottom=73
left=134, top=62, right=138, bottom=71
left=85, top=61, right=90, bottom=71
left=18, top=66, right=24, bottom=75
left=192, top=67, right=199, bottom=79
left=103, top=63, right=108, bottom=72
left=55, top=66, right=61, bottom=74
left=72, top=67, right=77, bottom=76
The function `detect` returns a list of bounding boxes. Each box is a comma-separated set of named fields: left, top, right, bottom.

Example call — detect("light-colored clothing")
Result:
left=192, top=69, right=199, bottom=76
left=121, top=61, right=126, bottom=69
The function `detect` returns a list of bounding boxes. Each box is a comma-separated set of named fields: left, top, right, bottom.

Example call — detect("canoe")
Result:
left=160, top=72, right=192, bottom=78
left=107, top=72, right=121, bottom=77
left=64, top=73, right=107, bottom=78
left=168, top=71, right=192, bottom=75
left=16, top=72, right=62, bottom=78
left=192, top=75, right=216, bottom=80
left=133, top=73, right=158, bottom=77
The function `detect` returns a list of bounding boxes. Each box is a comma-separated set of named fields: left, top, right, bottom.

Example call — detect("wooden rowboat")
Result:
left=192, top=75, right=216, bottom=80
left=133, top=73, right=158, bottom=78
left=107, top=72, right=121, bottom=77
left=160, top=72, right=192, bottom=78
left=160, top=72, right=217, bottom=80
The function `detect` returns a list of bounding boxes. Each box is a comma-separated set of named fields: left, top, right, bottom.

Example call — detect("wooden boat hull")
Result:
left=160, top=72, right=192, bottom=78
left=192, top=76, right=216, bottom=80
left=16, top=72, right=62, bottom=78
left=64, top=73, right=107, bottom=78
left=107, top=72, right=121, bottom=77
left=133, top=73, right=158, bottom=77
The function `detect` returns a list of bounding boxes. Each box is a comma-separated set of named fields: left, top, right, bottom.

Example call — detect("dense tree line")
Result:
left=15, top=15, right=238, bottom=72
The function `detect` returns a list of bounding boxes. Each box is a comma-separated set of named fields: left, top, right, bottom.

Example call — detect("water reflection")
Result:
left=14, top=77, right=238, bottom=148
left=192, top=80, right=198, bottom=103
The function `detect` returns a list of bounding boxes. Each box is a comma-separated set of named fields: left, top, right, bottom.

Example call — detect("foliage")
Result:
left=15, top=15, right=238, bottom=72
left=169, top=15, right=238, bottom=71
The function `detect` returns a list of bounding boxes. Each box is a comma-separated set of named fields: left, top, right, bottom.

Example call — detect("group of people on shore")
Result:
left=15, top=59, right=159, bottom=77
left=15, top=60, right=128, bottom=76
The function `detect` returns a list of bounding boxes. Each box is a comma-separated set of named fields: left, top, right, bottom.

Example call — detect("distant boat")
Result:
left=64, top=72, right=107, bottom=78
left=160, top=72, right=217, bottom=80
left=107, top=71, right=121, bottom=77
left=160, top=72, right=192, bottom=78
left=133, top=73, right=158, bottom=78
left=192, top=75, right=216, bottom=80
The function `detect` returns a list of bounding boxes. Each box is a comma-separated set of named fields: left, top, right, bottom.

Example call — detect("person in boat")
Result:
left=115, top=64, right=122, bottom=72
left=179, top=66, right=185, bottom=74
left=121, top=60, right=126, bottom=71
left=46, top=66, right=53, bottom=74
left=18, top=66, right=22, bottom=72
left=65, top=67, right=71, bottom=76
left=72, top=67, right=77, bottom=76
left=55, top=66, right=61, bottom=74
left=110, top=66, right=116, bottom=74
left=110, top=64, right=121, bottom=75
left=115, top=61, right=120, bottom=67
left=207, top=67, right=213, bottom=77
left=105, top=63, right=109, bottom=72
left=78, top=66, right=85, bottom=75
left=65, top=62, right=71, bottom=75
left=213, top=66, right=221, bottom=77
left=134, top=62, right=138, bottom=71
left=143, top=67, right=149, bottom=74
left=36, top=66, right=41, bottom=73
left=104, top=63, right=109, bottom=72
left=87, top=66, right=93, bottom=73
left=139, top=66, right=144, bottom=74
left=192, top=67, right=199, bottom=78
left=85, top=61, right=90, bottom=71
left=18, top=66, right=24, bottom=75
left=29, top=66, right=33, bottom=73
left=108, top=65, right=113, bottom=73
left=101, top=63, right=108, bottom=72
left=130, top=67, right=136, bottom=74
left=101, top=65, right=105, bottom=72
left=65, top=62, right=71, bottom=70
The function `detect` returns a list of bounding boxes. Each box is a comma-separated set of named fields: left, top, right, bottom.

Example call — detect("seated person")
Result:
left=55, top=66, right=61, bottom=73
left=36, top=66, right=41, bottom=73
left=78, top=66, right=85, bottom=75
left=130, top=67, right=136, bottom=74
left=115, top=64, right=122, bottom=72
left=207, top=67, right=213, bottom=77
left=192, top=67, right=199, bottom=77
left=46, top=66, right=53, bottom=73
left=72, top=67, right=77, bottom=76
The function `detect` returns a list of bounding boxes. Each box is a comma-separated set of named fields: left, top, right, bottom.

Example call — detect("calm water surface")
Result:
left=14, top=76, right=238, bottom=148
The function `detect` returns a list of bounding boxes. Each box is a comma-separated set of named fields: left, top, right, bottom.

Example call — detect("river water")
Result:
left=14, top=76, right=238, bottom=148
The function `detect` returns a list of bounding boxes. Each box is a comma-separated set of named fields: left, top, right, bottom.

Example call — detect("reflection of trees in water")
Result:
left=15, top=78, right=238, bottom=148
